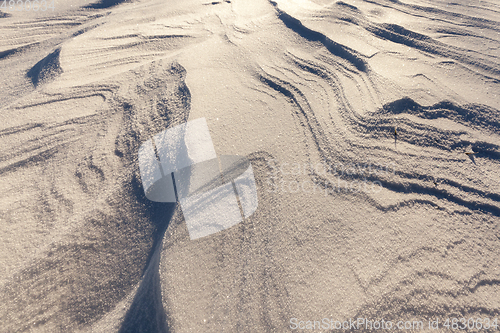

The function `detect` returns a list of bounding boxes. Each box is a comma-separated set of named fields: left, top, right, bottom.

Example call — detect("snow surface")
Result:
left=0, top=0, right=499, bottom=332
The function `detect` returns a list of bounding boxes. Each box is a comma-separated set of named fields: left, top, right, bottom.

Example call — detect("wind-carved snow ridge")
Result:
left=269, top=0, right=368, bottom=71
left=258, top=56, right=500, bottom=217
left=27, top=48, right=63, bottom=87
